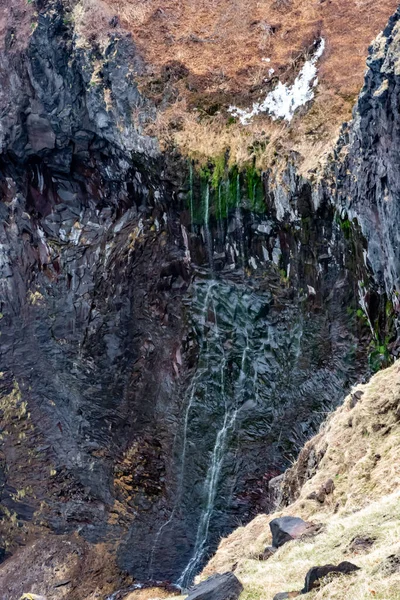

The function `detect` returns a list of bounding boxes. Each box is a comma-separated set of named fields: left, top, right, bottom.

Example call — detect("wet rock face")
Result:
left=336, top=7, right=400, bottom=302
left=117, top=181, right=374, bottom=583
left=0, top=0, right=395, bottom=590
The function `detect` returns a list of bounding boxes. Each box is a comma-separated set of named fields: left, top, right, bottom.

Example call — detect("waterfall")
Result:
left=177, top=338, right=249, bottom=589
left=235, top=173, right=245, bottom=268
left=203, top=184, right=213, bottom=267
left=189, top=162, right=194, bottom=229
left=148, top=282, right=216, bottom=579
left=148, top=272, right=338, bottom=586
left=217, top=182, right=224, bottom=246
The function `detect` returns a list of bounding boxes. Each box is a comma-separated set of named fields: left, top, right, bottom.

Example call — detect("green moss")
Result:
left=186, top=159, right=268, bottom=225
left=245, top=165, right=265, bottom=214
left=211, top=155, right=226, bottom=190
left=335, top=211, right=353, bottom=240
left=368, top=335, right=392, bottom=374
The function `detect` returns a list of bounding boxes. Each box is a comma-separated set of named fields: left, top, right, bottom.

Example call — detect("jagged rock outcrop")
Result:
left=335, top=7, right=400, bottom=305
left=0, top=0, right=191, bottom=569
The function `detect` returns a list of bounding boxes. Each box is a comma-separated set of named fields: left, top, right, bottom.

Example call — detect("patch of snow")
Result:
left=181, top=225, right=191, bottom=264
left=262, top=57, right=271, bottom=63
left=229, top=39, right=325, bottom=124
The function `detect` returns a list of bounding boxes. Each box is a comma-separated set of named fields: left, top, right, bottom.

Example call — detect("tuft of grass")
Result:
left=235, top=491, right=400, bottom=600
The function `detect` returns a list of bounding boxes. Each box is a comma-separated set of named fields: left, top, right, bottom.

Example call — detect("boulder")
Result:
left=258, top=546, right=277, bottom=561
left=374, top=552, right=400, bottom=575
left=269, top=517, right=310, bottom=548
left=307, top=479, right=335, bottom=504
left=186, top=573, right=243, bottom=600
left=347, top=536, right=375, bottom=555
left=268, top=474, right=285, bottom=507
left=302, top=561, right=360, bottom=593
left=273, top=593, right=300, bottom=599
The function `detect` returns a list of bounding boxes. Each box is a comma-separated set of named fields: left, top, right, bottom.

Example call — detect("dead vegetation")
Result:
left=0, top=0, right=34, bottom=52
left=75, top=0, right=398, bottom=170
left=0, top=534, right=131, bottom=600
left=201, top=362, right=400, bottom=599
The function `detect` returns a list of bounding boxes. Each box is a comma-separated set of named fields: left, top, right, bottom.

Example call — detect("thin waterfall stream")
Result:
left=175, top=277, right=305, bottom=586
left=120, top=167, right=376, bottom=587
left=148, top=281, right=217, bottom=579
left=177, top=336, right=249, bottom=588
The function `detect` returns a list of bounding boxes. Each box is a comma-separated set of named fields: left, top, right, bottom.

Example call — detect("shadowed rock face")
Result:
left=336, top=7, right=400, bottom=303
left=0, top=0, right=189, bottom=551
left=0, top=0, right=398, bottom=589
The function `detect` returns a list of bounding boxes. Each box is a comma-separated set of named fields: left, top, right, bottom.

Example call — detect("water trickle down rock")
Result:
left=0, top=0, right=397, bottom=590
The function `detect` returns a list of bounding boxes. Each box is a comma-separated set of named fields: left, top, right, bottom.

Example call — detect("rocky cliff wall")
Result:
left=0, top=0, right=398, bottom=591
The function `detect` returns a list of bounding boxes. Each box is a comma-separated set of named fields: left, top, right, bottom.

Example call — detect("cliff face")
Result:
left=0, top=1, right=399, bottom=595
left=335, top=10, right=400, bottom=303
left=0, top=0, right=192, bottom=574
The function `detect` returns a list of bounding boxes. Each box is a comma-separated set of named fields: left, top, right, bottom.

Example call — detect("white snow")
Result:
left=229, top=39, right=325, bottom=124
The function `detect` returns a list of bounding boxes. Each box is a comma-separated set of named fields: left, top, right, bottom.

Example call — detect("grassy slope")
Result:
left=73, top=0, right=397, bottom=170
left=201, top=362, right=400, bottom=599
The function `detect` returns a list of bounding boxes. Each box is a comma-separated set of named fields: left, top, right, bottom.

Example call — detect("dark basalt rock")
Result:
left=302, top=561, right=360, bottom=593
left=270, top=517, right=310, bottom=548
left=186, top=573, right=243, bottom=600
left=0, top=0, right=399, bottom=589
left=258, top=546, right=277, bottom=561
left=335, top=7, right=400, bottom=302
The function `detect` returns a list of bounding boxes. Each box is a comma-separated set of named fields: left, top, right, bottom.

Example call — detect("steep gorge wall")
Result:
left=0, top=0, right=399, bottom=591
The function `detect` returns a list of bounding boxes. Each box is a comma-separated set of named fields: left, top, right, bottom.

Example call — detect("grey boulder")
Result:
left=186, top=573, right=243, bottom=600
left=269, top=517, right=310, bottom=548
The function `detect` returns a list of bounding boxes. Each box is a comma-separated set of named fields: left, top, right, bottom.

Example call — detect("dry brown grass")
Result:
left=84, top=0, right=398, bottom=170
left=201, top=362, right=400, bottom=599
left=0, top=0, right=34, bottom=51
left=124, top=588, right=177, bottom=600
left=104, top=0, right=395, bottom=94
